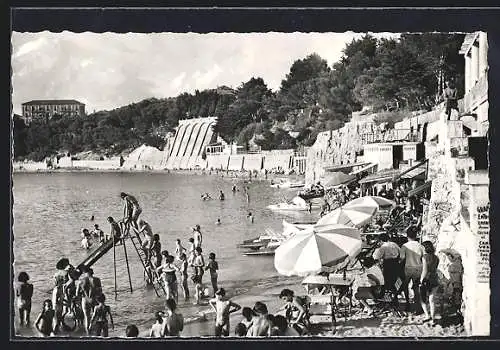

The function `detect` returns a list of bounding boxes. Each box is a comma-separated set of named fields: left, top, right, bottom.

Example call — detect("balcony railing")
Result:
left=463, top=74, right=488, bottom=113
left=361, top=129, right=421, bottom=144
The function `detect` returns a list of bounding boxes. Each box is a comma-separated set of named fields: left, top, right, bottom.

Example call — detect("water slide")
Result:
left=166, top=123, right=189, bottom=168
left=75, top=238, right=117, bottom=271
left=187, top=121, right=214, bottom=168
left=173, top=123, right=196, bottom=168
left=180, top=123, right=202, bottom=168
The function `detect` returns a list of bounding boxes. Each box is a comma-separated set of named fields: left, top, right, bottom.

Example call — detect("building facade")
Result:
left=21, top=99, right=86, bottom=124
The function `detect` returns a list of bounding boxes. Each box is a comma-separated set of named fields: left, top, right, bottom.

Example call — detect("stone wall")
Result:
left=305, top=121, right=376, bottom=185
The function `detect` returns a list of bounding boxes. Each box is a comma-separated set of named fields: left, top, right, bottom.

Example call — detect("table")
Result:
left=302, top=274, right=355, bottom=333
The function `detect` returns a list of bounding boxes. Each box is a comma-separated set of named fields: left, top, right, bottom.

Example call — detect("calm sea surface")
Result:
left=13, top=172, right=314, bottom=337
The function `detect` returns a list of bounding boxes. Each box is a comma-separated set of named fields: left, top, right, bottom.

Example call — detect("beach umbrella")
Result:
left=322, top=172, right=356, bottom=188
left=274, top=224, right=362, bottom=277
left=316, top=196, right=394, bottom=227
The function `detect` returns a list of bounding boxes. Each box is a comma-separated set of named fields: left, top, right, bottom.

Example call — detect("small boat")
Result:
left=298, top=187, right=325, bottom=200
left=267, top=196, right=309, bottom=212
left=243, top=248, right=276, bottom=256
left=270, top=180, right=305, bottom=189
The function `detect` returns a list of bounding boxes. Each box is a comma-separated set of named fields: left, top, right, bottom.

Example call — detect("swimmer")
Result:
left=92, top=224, right=104, bottom=242
left=231, top=184, right=237, bottom=193
left=192, top=225, right=202, bottom=249
left=174, top=239, right=186, bottom=260
left=90, top=215, right=95, bottom=221
left=138, top=219, right=154, bottom=259
left=247, top=212, right=254, bottom=224
left=89, top=293, right=114, bottom=337
left=150, top=311, right=166, bottom=338
left=215, top=218, right=221, bottom=225
left=219, top=190, right=225, bottom=201
left=209, top=288, right=241, bottom=337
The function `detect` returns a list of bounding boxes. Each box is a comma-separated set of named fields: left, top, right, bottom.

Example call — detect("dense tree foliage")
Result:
left=13, top=33, right=465, bottom=161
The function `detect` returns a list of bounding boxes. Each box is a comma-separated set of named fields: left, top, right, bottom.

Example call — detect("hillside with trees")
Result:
left=13, top=33, right=465, bottom=161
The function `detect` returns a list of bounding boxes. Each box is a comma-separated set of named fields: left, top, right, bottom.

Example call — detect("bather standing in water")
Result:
left=120, top=192, right=142, bottom=230
left=78, top=266, right=101, bottom=335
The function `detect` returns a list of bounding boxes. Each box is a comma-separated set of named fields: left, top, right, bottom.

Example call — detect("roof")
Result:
left=324, top=161, right=371, bottom=172
left=459, top=32, right=479, bottom=55
left=408, top=181, right=433, bottom=197
left=22, top=99, right=85, bottom=106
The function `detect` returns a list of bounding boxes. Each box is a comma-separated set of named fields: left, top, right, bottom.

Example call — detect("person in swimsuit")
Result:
left=138, top=219, right=154, bottom=260
left=278, top=289, right=309, bottom=333
left=92, top=224, right=105, bottom=244
left=16, top=271, right=33, bottom=326
left=164, top=298, right=184, bottom=336
left=149, top=311, right=166, bottom=338
left=187, top=238, right=195, bottom=266
left=157, top=254, right=179, bottom=303
left=120, top=192, right=142, bottom=230
left=61, top=269, right=83, bottom=331
left=205, top=252, right=219, bottom=296
left=192, top=225, right=203, bottom=249
left=208, top=288, right=241, bottom=337
left=107, top=216, right=122, bottom=242
left=241, top=307, right=255, bottom=331
left=420, top=240, right=440, bottom=325
left=175, top=239, right=186, bottom=261
left=89, top=293, right=114, bottom=337
left=35, top=299, right=55, bottom=337
left=78, top=266, right=99, bottom=335
left=179, top=253, right=190, bottom=299
left=192, top=247, right=205, bottom=280
left=247, top=302, right=272, bottom=337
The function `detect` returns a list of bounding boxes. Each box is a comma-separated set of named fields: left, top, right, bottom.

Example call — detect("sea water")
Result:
left=13, top=172, right=314, bottom=337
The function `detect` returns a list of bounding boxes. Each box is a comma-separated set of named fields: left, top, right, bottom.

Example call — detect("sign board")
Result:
left=476, top=204, right=490, bottom=283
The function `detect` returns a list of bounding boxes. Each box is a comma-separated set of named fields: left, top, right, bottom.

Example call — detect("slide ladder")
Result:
left=122, top=223, right=166, bottom=298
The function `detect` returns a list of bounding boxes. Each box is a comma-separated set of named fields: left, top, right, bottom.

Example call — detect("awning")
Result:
left=321, top=172, right=357, bottom=188
left=324, top=162, right=370, bottom=173
left=394, top=159, right=428, bottom=182
left=408, top=180, right=433, bottom=197
left=349, top=163, right=377, bottom=176
left=358, top=169, right=400, bottom=185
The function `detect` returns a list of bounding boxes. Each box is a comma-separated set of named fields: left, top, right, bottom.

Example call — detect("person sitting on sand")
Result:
left=164, top=298, right=184, bottom=337
left=16, top=271, right=33, bottom=326
left=89, top=293, right=114, bottom=337
left=209, top=288, right=241, bottom=337
left=150, top=311, right=166, bottom=338
left=247, top=302, right=272, bottom=337
left=35, top=299, right=55, bottom=337
left=125, top=324, right=139, bottom=337
left=120, top=192, right=142, bottom=230
left=272, top=315, right=300, bottom=336
left=234, top=323, right=247, bottom=337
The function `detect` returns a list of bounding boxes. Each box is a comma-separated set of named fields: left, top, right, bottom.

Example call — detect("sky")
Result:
left=11, top=31, right=398, bottom=114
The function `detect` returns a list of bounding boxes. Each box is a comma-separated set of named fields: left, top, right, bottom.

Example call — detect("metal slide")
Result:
left=75, top=237, right=118, bottom=270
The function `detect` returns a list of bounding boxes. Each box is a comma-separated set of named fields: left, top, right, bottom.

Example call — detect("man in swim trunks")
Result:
left=193, top=225, right=202, bottom=249
left=164, top=298, right=184, bottom=336
left=208, top=288, right=241, bottom=337
left=107, top=216, right=122, bottom=242
left=138, top=219, right=154, bottom=260
left=120, top=192, right=142, bottom=230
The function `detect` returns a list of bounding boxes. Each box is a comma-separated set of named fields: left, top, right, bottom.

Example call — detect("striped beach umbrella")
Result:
left=274, top=224, right=362, bottom=277
left=316, top=196, right=394, bottom=227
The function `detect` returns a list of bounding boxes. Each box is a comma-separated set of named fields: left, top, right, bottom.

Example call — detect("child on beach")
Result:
left=208, top=288, right=241, bottom=337
left=89, top=293, right=114, bottom=337
left=81, top=229, right=93, bottom=249
left=234, top=323, right=247, bottom=337
left=92, top=224, right=104, bottom=243
left=191, top=275, right=205, bottom=305
left=205, top=252, right=219, bottom=296
left=35, top=299, right=55, bottom=337
left=16, top=272, right=33, bottom=326
left=150, top=311, right=166, bottom=337
left=179, top=253, right=190, bottom=299
left=175, top=239, right=186, bottom=260
left=61, top=269, right=83, bottom=331
left=158, top=254, right=179, bottom=303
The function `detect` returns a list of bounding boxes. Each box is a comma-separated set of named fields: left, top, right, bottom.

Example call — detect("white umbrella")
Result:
left=274, top=224, right=362, bottom=277
left=343, top=196, right=394, bottom=211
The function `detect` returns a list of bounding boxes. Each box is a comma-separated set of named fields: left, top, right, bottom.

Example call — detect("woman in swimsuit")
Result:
left=157, top=254, right=179, bottom=302
left=89, top=294, right=114, bottom=337
left=35, top=299, right=55, bottom=337
left=78, top=267, right=97, bottom=335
